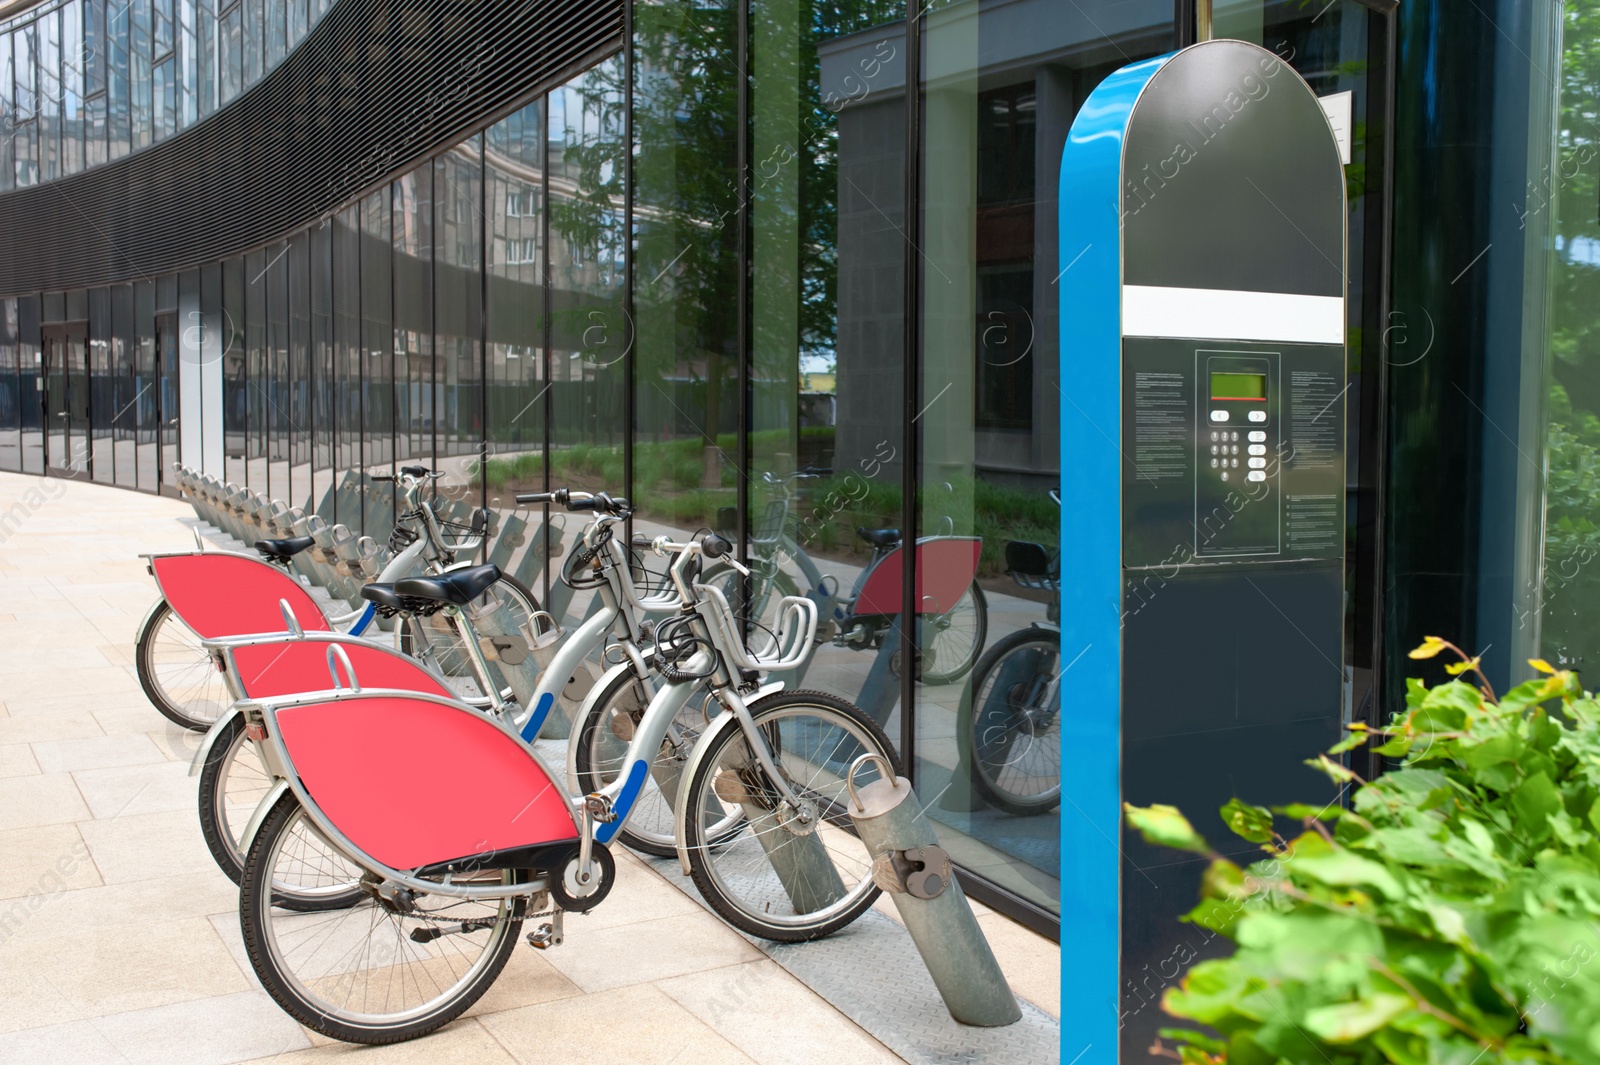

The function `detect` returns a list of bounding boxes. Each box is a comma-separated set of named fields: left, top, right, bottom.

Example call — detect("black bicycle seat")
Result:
left=256, top=536, right=316, bottom=563
left=856, top=527, right=901, bottom=548
left=359, top=583, right=405, bottom=611
left=393, top=563, right=501, bottom=605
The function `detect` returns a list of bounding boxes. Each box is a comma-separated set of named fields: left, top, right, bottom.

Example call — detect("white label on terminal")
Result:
left=1320, top=91, right=1353, bottom=166
left=1123, top=286, right=1344, bottom=344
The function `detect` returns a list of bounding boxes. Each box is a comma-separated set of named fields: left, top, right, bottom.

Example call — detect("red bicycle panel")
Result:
left=231, top=640, right=452, bottom=700
left=275, top=696, right=579, bottom=870
left=854, top=537, right=982, bottom=616
left=150, top=553, right=329, bottom=639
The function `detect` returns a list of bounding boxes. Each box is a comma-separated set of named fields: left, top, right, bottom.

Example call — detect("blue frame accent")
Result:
left=596, top=759, right=649, bottom=844
left=520, top=691, right=556, bottom=742
left=1057, top=52, right=1171, bottom=1065
left=347, top=601, right=378, bottom=637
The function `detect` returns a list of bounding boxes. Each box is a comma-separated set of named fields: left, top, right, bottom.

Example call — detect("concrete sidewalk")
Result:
left=0, top=471, right=1056, bottom=1064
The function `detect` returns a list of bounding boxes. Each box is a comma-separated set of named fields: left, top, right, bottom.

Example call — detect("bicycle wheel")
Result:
left=197, top=716, right=366, bottom=910
left=918, top=581, right=988, bottom=685
left=959, top=628, right=1061, bottom=816
left=136, top=598, right=230, bottom=731
left=240, top=791, right=526, bottom=1045
left=400, top=574, right=538, bottom=706
left=574, top=668, right=735, bottom=858
left=682, top=689, right=901, bottom=942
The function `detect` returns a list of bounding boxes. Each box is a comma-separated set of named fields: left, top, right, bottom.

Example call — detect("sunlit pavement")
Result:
left=0, top=470, right=1055, bottom=1064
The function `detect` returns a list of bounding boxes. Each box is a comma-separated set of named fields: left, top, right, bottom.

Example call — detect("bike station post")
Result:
left=1055, top=39, right=1349, bottom=1061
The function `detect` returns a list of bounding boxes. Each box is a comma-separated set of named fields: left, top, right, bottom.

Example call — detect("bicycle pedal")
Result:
left=526, top=914, right=564, bottom=950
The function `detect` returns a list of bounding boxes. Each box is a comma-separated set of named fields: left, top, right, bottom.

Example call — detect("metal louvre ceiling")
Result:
left=0, top=0, right=621, bottom=296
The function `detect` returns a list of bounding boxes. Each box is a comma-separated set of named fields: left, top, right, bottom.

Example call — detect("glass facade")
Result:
left=7, top=0, right=1593, bottom=938
left=0, top=0, right=329, bottom=188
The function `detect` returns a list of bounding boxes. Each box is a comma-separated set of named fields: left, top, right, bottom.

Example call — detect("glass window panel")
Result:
left=197, top=0, right=213, bottom=116
left=133, top=282, right=155, bottom=488
left=266, top=239, right=290, bottom=498
left=219, top=3, right=240, bottom=104
left=242, top=0, right=260, bottom=84
left=13, top=23, right=35, bottom=118
left=361, top=190, right=392, bottom=480
left=245, top=247, right=267, bottom=490
left=332, top=204, right=361, bottom=492
left=89, top=287, right=112, bottom=483
left=131, top=0, right=151, bottom=149
left=434, top=141, right=482, bottom=465
left=178, top=0, right=195, bottom=126
left=288, top=233, right=311, bottom=507
left=111, top=284, right=137, bottom=487
left=222, top=256, right=246, bottom=486
left=85, top=0, right=105, bottom=95
left=263, top=0, right=283, bottom=69
left=632, top=2, right=737, bottom=561
left=485, top=99, right=545, bottom=537
left=286, top=0, right=306, bottom=50
left=153, top=0, right=174, bottom=57
left=0, top=33, right=13, bottom=193
left=548, top=62, right=625, bottom=468
left=106, top=0, right=129, bottom=158
left=16, top=297, right=41, bottom=474
left=61, top=0, right=84, bottom=175
left=393, top=165, right=433, bottom=472
left=38, top=9, right=59, bottom=180
left=84, top=84, right=105, bottom=167
left=152, top=54, right=173, bottom=139
left=0, top=298, right=17, bottom=472
left=311, top=218, right=336, bottom=520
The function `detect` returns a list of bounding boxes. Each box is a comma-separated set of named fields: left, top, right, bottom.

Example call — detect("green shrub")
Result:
left=1128, top=638, right=1600, bottom=1064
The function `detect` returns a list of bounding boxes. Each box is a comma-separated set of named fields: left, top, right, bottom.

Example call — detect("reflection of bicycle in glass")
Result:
left=716, top=471, right=988, bottom=685
left=958, top=492, right=1060, bottom=816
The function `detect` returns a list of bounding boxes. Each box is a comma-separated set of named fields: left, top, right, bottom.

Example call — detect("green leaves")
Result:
left=1125, top=803, right=1213, bottom=855
left=1148, top=642, right=1600, bottom=1064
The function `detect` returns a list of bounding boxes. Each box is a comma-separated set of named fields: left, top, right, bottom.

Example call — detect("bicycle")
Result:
left=234, top=530, right=900, bottom=1044
left=140, top=464, right=537, bottom=729
left=956, top=492, right=1061, bottom=816
left=716, top=470, right=988, bottom=685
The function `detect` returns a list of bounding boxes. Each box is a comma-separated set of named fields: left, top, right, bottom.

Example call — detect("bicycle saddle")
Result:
left=359, top=583, right=406, bottom=611
left=856, top=527, right=901, bottom=548
left=255, top=536, right=316, bottom=563
left=393, top=563, right=502, bottom=606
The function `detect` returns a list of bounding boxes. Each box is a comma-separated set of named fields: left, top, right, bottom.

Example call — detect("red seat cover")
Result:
left=231, top=640, right=452, bottom=700
left=854, top=537, right=982, bottom=616
left=150, top=554, right=329, bottom=638
left=275, top=696, right=579, bottom=870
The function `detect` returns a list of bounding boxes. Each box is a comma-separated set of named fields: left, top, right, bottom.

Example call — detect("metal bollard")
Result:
left=846, top=754, right=1022, bottom=1027
left=711, top=750, right=846, bottom=915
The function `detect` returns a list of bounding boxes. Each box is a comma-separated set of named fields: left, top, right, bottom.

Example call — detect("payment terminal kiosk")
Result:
left=1056, top=39, right=1348, bottom=1061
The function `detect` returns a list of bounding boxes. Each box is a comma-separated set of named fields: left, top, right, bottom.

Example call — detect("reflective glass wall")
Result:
left=0, top=0, right=332, bottom=190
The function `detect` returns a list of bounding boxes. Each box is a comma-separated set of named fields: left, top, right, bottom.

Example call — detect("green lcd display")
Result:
left=1210, top=372, right=1266, bottom=401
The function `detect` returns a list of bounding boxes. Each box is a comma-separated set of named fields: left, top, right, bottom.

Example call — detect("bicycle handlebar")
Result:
left=515, top=488, right=631, bottom=515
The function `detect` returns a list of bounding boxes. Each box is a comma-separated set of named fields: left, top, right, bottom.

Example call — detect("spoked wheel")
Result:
left=574, top=669, right=737, bottom=858
left=958, top=629, right=1061, bottom=815
left=399, top=574, right=538, bottom=708
left=682, top=689, right=901, bottom=942
left=917, top=581, right=988, bottom=685
left=240, top=791, right=527, bottom=1045
left=136, top=598, right=231, bottom=730
left=197, top=716, right=366, bottom=909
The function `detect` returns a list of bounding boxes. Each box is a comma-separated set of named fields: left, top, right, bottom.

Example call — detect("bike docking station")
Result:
left=1056, top=39, right=1348, bottom=1061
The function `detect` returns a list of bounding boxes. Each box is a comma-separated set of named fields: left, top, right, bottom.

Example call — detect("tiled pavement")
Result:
left=0, top=470, right=1058, bottom=1064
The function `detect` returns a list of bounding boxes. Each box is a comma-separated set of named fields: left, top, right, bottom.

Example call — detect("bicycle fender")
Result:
left=671, top=680, right=785, bottom=876
left=239, top=779, right=292, bottom=857
left=565, top=660, right=635, bottom=796
left=189, top=705, right=245, bottom=777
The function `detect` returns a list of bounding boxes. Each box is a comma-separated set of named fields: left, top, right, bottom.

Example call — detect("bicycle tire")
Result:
left=135, top=598, right=230, bottom=731
left=240, top=790, right=525, bottom=1045
left=917, top=580, right=988, bottom=685
left=197, top=716, right=367, bottom=910
left=958, top=628, right=1062, bottom=816
left=682, top=689, right=901, bottom=942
